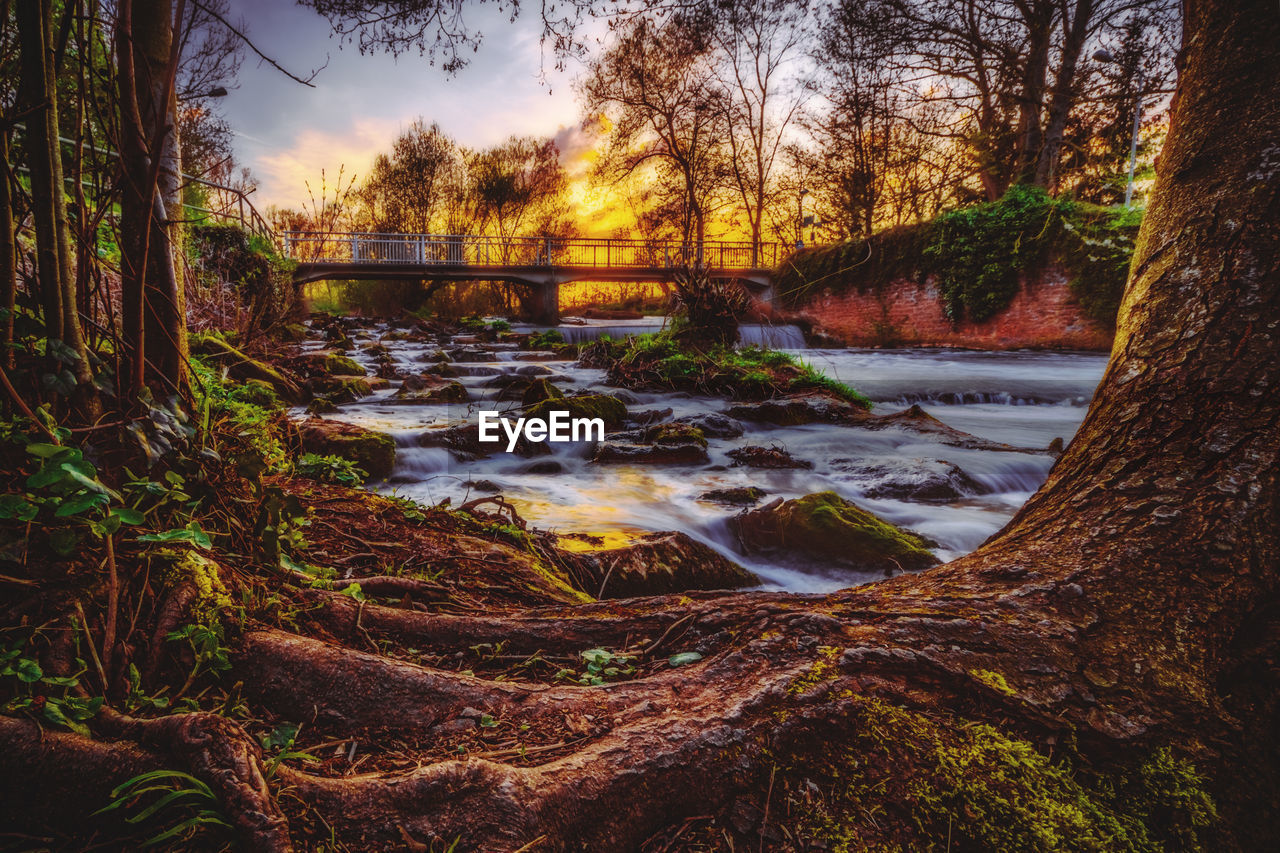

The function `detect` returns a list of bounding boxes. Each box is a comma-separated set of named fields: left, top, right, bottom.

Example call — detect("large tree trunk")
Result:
left=2, top=1, right=1277, bottom=850
left=16, top=0, right=90, bottom=382
left=116, top=0, right=190, bottom=400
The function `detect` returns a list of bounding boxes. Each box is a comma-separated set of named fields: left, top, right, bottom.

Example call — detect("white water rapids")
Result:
left=303, top=319, right=1108, bottom=593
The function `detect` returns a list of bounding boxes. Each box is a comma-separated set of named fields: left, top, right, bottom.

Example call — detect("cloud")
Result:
left=254, top=118, right=402, bottom=209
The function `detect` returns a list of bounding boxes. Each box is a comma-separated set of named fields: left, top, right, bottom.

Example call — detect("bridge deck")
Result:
left=283, top=232, right=782, bottom=323
left=281, top=232, right=782, bottom=272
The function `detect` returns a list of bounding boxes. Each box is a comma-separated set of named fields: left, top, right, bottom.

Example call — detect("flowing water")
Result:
left=304, top=320, right=1108, bottom=593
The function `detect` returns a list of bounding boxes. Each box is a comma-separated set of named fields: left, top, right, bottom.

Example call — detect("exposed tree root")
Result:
left=291, top=585, right=813, bottom=656
left=0, top=711, right=292, bottom=852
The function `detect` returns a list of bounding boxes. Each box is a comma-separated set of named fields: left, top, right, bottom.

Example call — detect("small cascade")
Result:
left=553, top=322, right=670, bottom=344
left=737, top=324, right=807, bottom=349
left=529, top=320, right=808, bottom=349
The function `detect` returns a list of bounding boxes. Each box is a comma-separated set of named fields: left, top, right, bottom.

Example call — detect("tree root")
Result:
left=294, top=585, right=810, bottom=656
left=0, top=712, right=292, bottom=852
left=99, top=710, right=293, bottom=852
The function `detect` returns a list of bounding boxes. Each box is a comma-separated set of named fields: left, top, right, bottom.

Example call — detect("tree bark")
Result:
left=16, top=0, right=93, bottom=402
left=116, top=0, right=190, bottom=400
left=1012, top=1, right=1055, bottom=185
left=0, top=130, right=15, bottom=367
left=16, top=0, right=66, bottom=346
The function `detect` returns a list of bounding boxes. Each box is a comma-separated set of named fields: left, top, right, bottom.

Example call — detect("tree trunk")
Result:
left=16, top=0, right=93, bottom=399
left=1034, top=0, right=1094, bottom=188
left=1012, top=2, right=1056, bottom=185
left=3, top=1, right=1278, bottom=850
left=0, top=131, right=15, bottom=368
left=116, top=0, right=189, bottom=400
left=17, top=0, right=66, bottom=346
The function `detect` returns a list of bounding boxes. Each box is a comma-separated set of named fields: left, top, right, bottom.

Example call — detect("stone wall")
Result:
left=795, top=265, right=1113, bottom=350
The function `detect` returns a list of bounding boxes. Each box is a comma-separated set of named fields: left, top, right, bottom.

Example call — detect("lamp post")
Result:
left=796, top=188, right=809, bottom=249
left=1093, top=49, right=1145, bottom=209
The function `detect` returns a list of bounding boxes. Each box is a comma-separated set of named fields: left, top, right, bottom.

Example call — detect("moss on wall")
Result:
left=776, top=186, right=1139, bottom=330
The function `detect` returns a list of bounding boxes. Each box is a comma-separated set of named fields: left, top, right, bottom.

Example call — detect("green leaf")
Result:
left=25, top=442, right=67, bottom=459
left=337, top=582, right=366, bottom=602
left=668, top=652, right=703, bottom=668
left=0, top=494, right=39, bottom=521
left=137, top=527, right=212, bottom=549
left=111, top=507, right=145, bottom=525
left=14, top=658, right=42, bottom=682
left=54, top=492, right=108, bottom=517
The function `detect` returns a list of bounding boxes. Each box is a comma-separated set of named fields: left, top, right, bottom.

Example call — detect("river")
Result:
left=305, top=320, right=1109, bottom=593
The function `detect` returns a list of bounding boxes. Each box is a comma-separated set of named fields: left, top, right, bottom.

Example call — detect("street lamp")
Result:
left=1093, top=49, right=1145, bottom=209
left=797, top=188, right=809, bottom=249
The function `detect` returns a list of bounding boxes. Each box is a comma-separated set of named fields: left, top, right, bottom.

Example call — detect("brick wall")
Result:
left=796, top=265, right=1113, bottom=350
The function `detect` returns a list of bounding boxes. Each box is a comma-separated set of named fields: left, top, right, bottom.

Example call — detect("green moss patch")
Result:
left=776, top=185, right=1139, bottom=329
left=782, top=697, right=1217, bottom=852
left=731, top=491, right=937, bottom=573
left=582, top=334, right=869, bottom=407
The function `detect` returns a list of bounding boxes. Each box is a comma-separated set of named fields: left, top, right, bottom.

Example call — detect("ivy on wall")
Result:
left=775, top=186, right=1140, bottom=330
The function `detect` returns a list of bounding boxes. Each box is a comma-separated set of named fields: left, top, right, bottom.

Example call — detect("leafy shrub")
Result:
left=926, top=185, right=1064, bottom=323
left=529, top=329, right=566, bottom=349
left=296, top=453, right=368, bottom=485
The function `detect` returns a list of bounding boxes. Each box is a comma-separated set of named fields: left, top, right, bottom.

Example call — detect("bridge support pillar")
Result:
left=527, top=280, right=560, bottom=325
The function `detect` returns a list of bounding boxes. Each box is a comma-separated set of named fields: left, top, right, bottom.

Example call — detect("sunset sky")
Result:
left=219, top=1, right=613, bottom=223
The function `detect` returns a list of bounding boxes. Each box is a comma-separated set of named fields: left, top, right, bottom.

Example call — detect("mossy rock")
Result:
left=189, top=334, right=304, bottom=403
left=521, top=379, right=566, bottom=407
left=561, top=531, right=758, bottom=598
left=731, top=491, right=938, bottom=573
left=306, top=376, right=373, bottom=404
left=289, top=351, right=367, bottom=378
left=322, top=352, right=366, bottom=376
left=391, top=374, right=470, bottom=404
left=525, top=394, right=627, bottom=429
left=726, top=394, right=871, bottom=427
left=699, top=486, right=768, bottom=506
left=593, top=442, right=710, bottom=465
left=306, top=397, right=340, bottom=415
left=728, top=444, right=812, bottom=469
left=297, top=418, right=396, bottom=480
left=642, top=422, right=707, bottom=448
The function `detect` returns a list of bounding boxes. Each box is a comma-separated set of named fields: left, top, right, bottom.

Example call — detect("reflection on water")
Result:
left=304, top=322, right=1108, bottom=593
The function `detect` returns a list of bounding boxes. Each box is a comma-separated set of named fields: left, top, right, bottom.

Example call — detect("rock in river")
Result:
left=562, top=531, right=759, bottom=598
left=731, top=491, right=938, bottom=574
left=297, top=418, right=396, bottom=480
left=832, top=457, right=987, bottom=502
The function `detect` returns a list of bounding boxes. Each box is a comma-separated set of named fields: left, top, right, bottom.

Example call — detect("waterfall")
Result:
left=737, top=324, right=807, bottom=349
left=527, top=320, right=808, bottom=349
left=554, top=322, right=670, bottom=344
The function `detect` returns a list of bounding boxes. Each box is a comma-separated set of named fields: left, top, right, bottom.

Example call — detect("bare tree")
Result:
left=356, top=120, right=462, bottom=233
left=710, top=0, right=810, bottom=262
left=579, top=14, right=727, bottom=251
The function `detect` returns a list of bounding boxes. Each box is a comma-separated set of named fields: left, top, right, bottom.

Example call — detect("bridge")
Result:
left=281, top=232, right=782, bottom=323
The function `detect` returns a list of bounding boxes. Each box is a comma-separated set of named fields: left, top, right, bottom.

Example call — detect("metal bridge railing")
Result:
left=280, top=232, right=780, bottom=270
